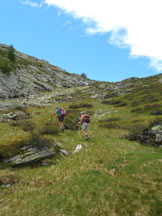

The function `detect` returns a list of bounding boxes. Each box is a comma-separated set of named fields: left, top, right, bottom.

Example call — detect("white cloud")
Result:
left=23, top=0, right=43, bottom=8
left=31, top=0, right=162, bottom=72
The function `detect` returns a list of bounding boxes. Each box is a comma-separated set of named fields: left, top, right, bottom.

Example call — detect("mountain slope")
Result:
left=0, top=44, right=90, bottom=98
left=0, top=45, right=162, bottom=216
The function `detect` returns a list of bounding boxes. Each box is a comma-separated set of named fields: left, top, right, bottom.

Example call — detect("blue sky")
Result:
left=0, top=0, right=161, bottom=82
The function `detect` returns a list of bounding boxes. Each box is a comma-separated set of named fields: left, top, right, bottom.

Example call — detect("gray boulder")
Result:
left=4, top=147, right=55, bottom=167
left=151, top=125, right=162, bottom=143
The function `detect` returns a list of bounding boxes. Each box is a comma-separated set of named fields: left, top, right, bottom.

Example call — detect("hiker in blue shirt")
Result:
left=52, top=106, right=66, bottom=131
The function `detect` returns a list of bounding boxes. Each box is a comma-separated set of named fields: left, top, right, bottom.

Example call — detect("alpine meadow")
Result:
left=0, top=44, right=162, bottom=216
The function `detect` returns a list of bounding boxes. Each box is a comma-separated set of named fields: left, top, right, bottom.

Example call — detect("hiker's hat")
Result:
left=80, top=111, right=85, bottom=114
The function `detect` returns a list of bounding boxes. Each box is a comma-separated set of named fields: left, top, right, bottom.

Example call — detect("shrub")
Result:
left=124, top=124, right=148, bottom=141
left=14, top=105, right=28, bottom=112
left=102, top=99, right=122, bottom=105
left=81, top=73, right=87, bottom=79
left=0, top=59, right=11, bottom=74
left=69, top=103, right=93, bottom=109
left=10, top=120, right=35, bottom=131
left=27, top=133, right=53, bottom=149
left=130, top=101, right=140, bottom=107
left=130, top=107, right=143, bottom=113
left=18, top=58, right=32, bottom=65
left=141, top=95, right=159, bottom=103
left=150, top=110, right=162, bottom=115
left=115, top=102, right=127, bottom=107
left=99, top=123, right=120, bottom=129
left=144, top=103, right=161, bottom=110
left=148, top=117, right=162, bottom=127
left=39, top=121, right=60, bottom=135
left=21, top=121, right=36, bottom=132
left=99, top=117, right=120, bottom=123
left=0, top=135, right=29, bottom=159
left=104, top=92, right=118, bottom=99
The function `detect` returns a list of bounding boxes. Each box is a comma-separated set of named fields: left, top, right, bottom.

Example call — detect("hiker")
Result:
left=78, top=112, right=90, bottom=140
left=52, top=106, right=66, bottom=131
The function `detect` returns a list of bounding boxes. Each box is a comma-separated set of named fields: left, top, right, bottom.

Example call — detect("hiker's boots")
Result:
left=85, top=135, right=90, bottom=141
left=60, top=126, right=65, bottom=132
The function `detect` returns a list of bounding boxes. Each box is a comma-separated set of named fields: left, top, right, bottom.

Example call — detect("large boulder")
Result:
left=3, top=147, right=55, bottom=167
left=151, top=125, right=162, bottom=143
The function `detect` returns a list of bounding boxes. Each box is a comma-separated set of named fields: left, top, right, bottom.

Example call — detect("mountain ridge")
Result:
left=0, top=44, right=91, bottom=98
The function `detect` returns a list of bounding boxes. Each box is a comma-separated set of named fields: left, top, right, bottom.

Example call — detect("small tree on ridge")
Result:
left=7, top=45, right=16, bottom=62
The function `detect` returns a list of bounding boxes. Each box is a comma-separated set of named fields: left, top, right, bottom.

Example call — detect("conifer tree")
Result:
left=7, top=45, right=15, bottom=62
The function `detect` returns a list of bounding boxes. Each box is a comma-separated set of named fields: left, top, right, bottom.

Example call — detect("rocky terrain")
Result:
left=0, top=44, right=91, bottom=98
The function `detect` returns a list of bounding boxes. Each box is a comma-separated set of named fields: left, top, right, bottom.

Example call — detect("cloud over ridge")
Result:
left=28, top=0, right=162, bottom=71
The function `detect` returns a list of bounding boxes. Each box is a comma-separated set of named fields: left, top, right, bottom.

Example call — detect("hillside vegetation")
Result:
left=0, top=64, right=162, bottom=215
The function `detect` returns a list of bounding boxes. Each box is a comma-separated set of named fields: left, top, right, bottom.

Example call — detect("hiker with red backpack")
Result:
left=78, top=112, right=90, bottom=140
left=52, top=106, right=66, bottom=131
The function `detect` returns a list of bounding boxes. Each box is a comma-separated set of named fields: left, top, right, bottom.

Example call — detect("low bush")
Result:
left=99, top=123, right=120, bottom=129
left=69, top=103, right=93, bottom=109
left=141, top=95, right=159, bottom=103
left=150, top=110, right=162, bottom=115
left=144, top=103, right=161, bottom=110
left=27, top=133, right=53, bottom=149
left=130, top=101, right=140, bottom=107
left=148, top=117, right=162, bottom=127
left=0, top=59, right=11, bottom=74
left=102, top=99, right=122, bottom=105
left=21, top=121, right=36, bottom=132
left=104, top=92, right=118, bottom=99
left=0, top=135, right=29, bottom=159
left=99, top=117, right=120, bottom=123
left=39, top=121, right=60, bottom=135
left=14, top=105, right=28, bottom=113
left=115, top=102, right=127, bottom=107
left=124, top=124, right=148, bottom=141
left=130, top=107, right=143, bottom=113
left=18, top=58, right=32, bottom=66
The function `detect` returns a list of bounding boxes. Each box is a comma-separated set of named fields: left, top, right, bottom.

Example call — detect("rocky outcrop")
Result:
left=0, top=111, right=29, bottom=122
left=129, top=124, right=162, bottom=147
left=0, top=44, right=91, bottom=98
left=3, top=146, right=55, bottom=167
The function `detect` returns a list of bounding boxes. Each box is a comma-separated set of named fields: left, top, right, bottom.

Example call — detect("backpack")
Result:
left=60, top=107, right=66, bottom=117
left=83, top=114, right=90, bottom=123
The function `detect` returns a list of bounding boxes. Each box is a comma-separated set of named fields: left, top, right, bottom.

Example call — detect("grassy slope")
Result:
left=0, top=93, right=162, bottom=216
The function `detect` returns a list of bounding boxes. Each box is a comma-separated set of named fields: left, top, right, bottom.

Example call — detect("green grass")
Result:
left=0, top=83, right=162, bottom=215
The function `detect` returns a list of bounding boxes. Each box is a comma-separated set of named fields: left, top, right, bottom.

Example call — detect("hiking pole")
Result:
left=69, top=119, right=81, bottom=129
left=50, top=114, right=54, bottom=126
left=70, top=119, right=82, bottom=138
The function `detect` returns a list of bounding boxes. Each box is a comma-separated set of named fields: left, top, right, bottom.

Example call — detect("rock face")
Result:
left=0, top=44, right=90, bottom=98
left=3, top=147, right=55, bottom=167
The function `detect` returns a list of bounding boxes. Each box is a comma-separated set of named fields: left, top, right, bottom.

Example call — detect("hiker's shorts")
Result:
left=82, top=122, right=89, bottom=130
left=58, top=116, right=64, bottom=122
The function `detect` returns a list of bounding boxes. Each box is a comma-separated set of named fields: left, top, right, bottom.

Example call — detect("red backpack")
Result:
left=82, top=114, right=90, bottom=123
left=60, top=107, right=66, bottom=117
